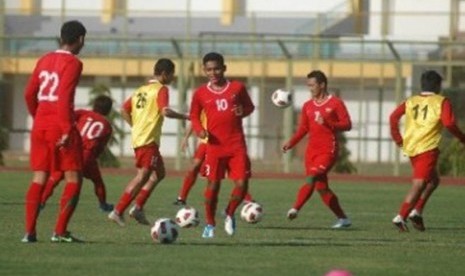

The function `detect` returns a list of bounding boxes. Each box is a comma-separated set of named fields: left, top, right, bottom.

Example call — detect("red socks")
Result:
left=54, top=182, right=81, bottom=235
left=115, top=192, right=133, bottom=214
left=293, top=183, right=315, bottom=210
left=225, top=187, right=246, bottom=216
left=204, top=187, right=218, bottom=226
left=320, top=190, right=346, bottom=219
left=25, top=182, right=44, bottom=235
left=135, top=189, right=151, bottom=209
left=179, top=170, right=198, bottom=200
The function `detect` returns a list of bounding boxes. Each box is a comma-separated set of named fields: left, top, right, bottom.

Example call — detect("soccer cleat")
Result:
left=331, top=218, right=352, bottom=229
left=287, top=208, right=298, bottom=220
left=408, top=209, right=425, bottom=232
left=129, top=206, right=150, bottom=225
left=224, top=215, right=236, bottom=236
left=21, top=234, right=37, bottom=243
left=173, top=198, right=186, bottom=206
left=108, top=210, right=125, bottom=227
left=50, top=232, right=83, bottom=243
left=392, top=215, right=409, bottom=232
left=202, top=224, right=215, bottom=238
left=99, top=202, right=114, bottom=212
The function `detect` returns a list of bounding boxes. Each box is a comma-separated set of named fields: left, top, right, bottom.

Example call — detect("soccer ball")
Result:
left=175, top=206, right=200, bottom=228
left=150, top=218, right=179, bottom=244
left=240, top=202, right=263, bottom=224
left=271, top=89, right=292, bottom=108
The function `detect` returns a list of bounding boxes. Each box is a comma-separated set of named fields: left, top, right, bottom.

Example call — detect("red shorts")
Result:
left=193, top=143, right=207, bottom=161
left=30, top=128, right=82, bottom=172
left=410, top=149, right=439, bottom=181
left=304, top=152, right=336, bottom=176
left=203, top=150, right=251, bottom=181
left=134, top=143, right=164, bottom=170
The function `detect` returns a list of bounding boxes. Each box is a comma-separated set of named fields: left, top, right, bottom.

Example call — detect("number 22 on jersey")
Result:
left=37, top=70, right=60, bottom=102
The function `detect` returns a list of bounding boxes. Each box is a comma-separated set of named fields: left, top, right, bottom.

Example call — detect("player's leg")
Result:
left=85, top=159, right=113, bottom=212
left=52, top=129, right=84, bottom=242
left=225, top=153, right=250, bottom=217
left=40, top=170, right=65, bottom=208
left=314, top=175, right=351, bottom=228
left=175, top=144, right=206, bottom=205
left=287, top=153, right=317, bottom=220
left=408, top=170, right=439, bottom=232
left=202, top=155, right=223, bottom=238
left=23, top=129, right=51, bottom=242
left=393, top=150, right=437, bottom=232
left=109, top=144, right=154, bottom=226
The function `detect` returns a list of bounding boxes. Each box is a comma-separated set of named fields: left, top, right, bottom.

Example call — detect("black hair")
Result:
left=202, top=52, right=225, bottom=66
left=60, top=20, right=86, bottom=44
left=420, top=70, right=442, bottom=93
left=153, top=58, right=175, bottom=76
left=307, top=70, right=328, bottom=86
left=92, top=95, right=113, bottom=116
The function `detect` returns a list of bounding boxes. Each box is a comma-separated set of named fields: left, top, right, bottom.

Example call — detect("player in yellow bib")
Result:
left=389, top=70, right=465, bottom=232
left=108, top=58, right=189, bottom=226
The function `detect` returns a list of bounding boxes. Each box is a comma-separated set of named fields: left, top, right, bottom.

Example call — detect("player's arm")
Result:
left=441, top=98, right=465, bottom=143
left=24, top=66, right=41, bottom=117
left=389, top=102, right=405, bottom=147
left=121, top=97, right=132, bottom=126
left=181, top=124, right=193, bottom=151
left=56, top=61, right=83, bottom=146
left=189, top=91, right=207, bottom=139
left=282, top=105, right=308, bottom=152
left=158, top=87, right=189, bottom=120
left=94, top=124, right=112, bottom=157
left=323, top=100, right=352, bottom=131
left=233, top=85, right=255, bottom=118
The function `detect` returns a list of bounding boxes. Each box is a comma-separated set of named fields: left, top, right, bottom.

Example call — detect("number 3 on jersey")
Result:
left=37, top=70, right=60, bottom=102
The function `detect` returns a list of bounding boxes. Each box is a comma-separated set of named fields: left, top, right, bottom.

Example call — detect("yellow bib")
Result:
left=403, top=94, right=444, bottom=156
left=130, top=81, right=164, bottom=148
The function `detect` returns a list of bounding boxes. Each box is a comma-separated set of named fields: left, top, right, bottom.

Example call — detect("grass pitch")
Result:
left=1, top=171, right=465, bottom=276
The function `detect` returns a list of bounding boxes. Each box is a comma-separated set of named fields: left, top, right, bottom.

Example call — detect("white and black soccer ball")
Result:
left=175, top=206, right=200, bottom=228
left=240, top=202, right=264, bottom=224
left=150, top=218, right=179, bottom=244
left=271, top=89, right=292, bottom=108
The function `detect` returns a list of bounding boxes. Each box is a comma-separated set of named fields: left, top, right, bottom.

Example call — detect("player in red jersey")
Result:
left=283, top=70, right=352, bottom=229
left=40, top=95, right=114, bottom=212
left=22, top=20, right=86, bottom=243
left=190, top=52, right=255, bottom=238
left=390, top=70, right=465, bottom=232
left=108, top=58, right=189, bottom=227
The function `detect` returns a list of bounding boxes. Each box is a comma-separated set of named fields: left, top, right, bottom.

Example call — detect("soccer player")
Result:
left=40, top=95, right=114, bottom=212
left=22, top=20, right=87, bottom=243
left=190, top=52, right=255, bottom=238
left=283, top=70, right=352, bottom=229
left=390, top=70, right=465, bottom=232
left=108, top=58, right=189, bottom=226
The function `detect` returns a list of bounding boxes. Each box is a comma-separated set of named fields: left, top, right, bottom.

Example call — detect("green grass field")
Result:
left=1, top=171, right=465, bottom=276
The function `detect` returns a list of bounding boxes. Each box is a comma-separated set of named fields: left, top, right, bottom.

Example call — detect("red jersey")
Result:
left=288, top=95, right=351, bottom=154
left=75, top=109, right=112, bottom=157
left=24, top=50, right=83, bottom=134
left=190, top=80, right=254, bottom=156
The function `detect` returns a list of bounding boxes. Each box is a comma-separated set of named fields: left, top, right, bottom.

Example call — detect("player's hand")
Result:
left=232, top=105, right=243, bottom=117
left=198, top=130, right=208, bottom=139
left=282, top=143, right=291, bottom=153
